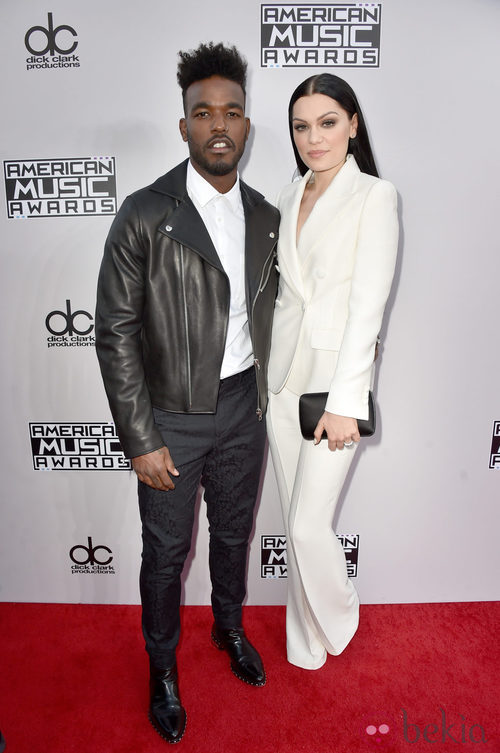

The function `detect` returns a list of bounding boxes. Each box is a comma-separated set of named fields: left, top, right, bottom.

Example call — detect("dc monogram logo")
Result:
left=25, top=13, right=78, bottom=56
left=70, top=537, right=113, bottom=566
left=45, top=300, right=93, bottom=336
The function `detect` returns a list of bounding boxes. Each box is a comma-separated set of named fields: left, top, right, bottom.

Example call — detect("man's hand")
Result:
left=132, top=446, right=179, bottom=490
left=313, top=412, right=360, bottom=452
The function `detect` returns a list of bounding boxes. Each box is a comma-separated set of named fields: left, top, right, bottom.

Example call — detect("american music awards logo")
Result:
left=4, top=157, right=117, bottom=218
left=261, top=3, right=381, bottom=67
left=489, top=421, right=500, bottom=468
left=29, top=423, right=131, bottom=471
left=261, top=534, right=360, bottom=577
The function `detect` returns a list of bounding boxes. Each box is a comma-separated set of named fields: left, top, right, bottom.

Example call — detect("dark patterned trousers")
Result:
left=138, top=366, right=266, bottom=669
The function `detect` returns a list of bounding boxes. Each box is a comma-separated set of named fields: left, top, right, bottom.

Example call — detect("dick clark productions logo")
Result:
left=70, top=536, right=115, bottom=575
left=45, top=299, right=95, bottom=348
left=25, top=12, right=80, bottom=70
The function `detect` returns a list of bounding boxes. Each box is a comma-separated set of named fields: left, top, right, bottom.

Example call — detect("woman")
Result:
left=267, top=74, right=399, bottom=670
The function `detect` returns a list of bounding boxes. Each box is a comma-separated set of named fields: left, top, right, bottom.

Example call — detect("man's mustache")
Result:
left=206, top=136, right=236, bottom=149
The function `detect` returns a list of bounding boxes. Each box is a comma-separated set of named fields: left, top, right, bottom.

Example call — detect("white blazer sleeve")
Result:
left=325, top=179, right=399, bottom=419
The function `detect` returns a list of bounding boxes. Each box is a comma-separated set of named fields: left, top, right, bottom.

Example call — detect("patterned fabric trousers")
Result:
left=138, top=367, right=266, bottom=668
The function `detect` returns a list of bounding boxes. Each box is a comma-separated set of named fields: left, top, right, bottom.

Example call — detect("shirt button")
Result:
left=315, top=267, right=326, bottom=279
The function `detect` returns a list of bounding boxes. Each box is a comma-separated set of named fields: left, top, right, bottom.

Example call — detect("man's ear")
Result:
left=245, top=117, right=250, bottom=141
left=179, top=118, right=188, bottom=142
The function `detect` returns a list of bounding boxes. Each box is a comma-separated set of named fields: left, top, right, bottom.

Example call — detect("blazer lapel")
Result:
left=278, top=173, right=310, bottom=300
left=297, top=155, right=360, bottom=267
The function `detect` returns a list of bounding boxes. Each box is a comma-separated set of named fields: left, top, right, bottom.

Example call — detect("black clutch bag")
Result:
left=298, top=391, right=376, bottom=440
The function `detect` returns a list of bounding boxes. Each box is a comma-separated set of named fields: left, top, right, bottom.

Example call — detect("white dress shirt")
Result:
left=186, top=161, right=253, bottom=379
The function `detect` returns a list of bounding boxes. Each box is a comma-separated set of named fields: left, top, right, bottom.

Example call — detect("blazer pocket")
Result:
left=311, top=327, right=343, bottom=351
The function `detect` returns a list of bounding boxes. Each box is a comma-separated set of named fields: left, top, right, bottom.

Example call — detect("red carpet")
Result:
left=0, top=602, right=498, bottom=752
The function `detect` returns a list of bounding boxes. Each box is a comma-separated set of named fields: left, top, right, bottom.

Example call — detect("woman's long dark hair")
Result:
left=288, top=73, right=378, bottom=178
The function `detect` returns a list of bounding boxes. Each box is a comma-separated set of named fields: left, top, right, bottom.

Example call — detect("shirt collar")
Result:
left=187, top=160, right=241, bottom=211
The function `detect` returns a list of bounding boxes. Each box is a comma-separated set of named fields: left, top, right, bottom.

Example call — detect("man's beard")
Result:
left=188, top=139, right=244, bottom=177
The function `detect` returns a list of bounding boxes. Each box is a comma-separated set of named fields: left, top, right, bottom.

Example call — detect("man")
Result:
left=95, top=42, right=279, bottom=744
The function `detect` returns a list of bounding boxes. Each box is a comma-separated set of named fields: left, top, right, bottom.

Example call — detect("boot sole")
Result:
left=148, top=708, right=187, bottom=744
left=211, top=632, right=266, bottom=687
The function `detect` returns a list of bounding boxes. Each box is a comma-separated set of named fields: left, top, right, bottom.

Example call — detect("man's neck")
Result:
left=189, top=160, right=238, bottom=194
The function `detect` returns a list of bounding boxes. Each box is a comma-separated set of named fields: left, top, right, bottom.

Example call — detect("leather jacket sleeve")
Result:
left=95, top=165, right=280, bottom=460
left=95, top=196, right=163, bottom=459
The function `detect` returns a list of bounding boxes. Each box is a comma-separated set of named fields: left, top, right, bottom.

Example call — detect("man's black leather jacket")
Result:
left=95, top=160, right=279, bottom=459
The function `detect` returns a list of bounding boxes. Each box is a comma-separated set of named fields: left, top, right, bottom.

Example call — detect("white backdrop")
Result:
left=1, top=0, right=499, bottom=606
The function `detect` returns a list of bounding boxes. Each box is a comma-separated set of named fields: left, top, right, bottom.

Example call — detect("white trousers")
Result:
left=267, top=387, right=360, bottom=669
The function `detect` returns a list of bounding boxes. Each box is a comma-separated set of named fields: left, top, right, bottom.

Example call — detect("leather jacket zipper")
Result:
left=251, top=242, right=277, bottom=419
left=179, top=244, right=192, bottom=409
left=258, top=245, right=277, bottom=292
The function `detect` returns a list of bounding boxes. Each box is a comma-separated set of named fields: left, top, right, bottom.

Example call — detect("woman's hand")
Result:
left=313, top=411, right=360, bottom=452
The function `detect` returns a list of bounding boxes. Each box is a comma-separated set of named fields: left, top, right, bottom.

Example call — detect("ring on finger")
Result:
left=344, top=440, right=354, bottom=447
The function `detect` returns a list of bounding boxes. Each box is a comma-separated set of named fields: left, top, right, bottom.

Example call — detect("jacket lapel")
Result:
left=151, top=161, right=278, bottom=305
left=158, top=198, right=225, bottom=273
left=278, top=173, right=309, bottom=300
left=298, top=155, right=360, bottom=266
left=152, top=160, right=224, bottom=273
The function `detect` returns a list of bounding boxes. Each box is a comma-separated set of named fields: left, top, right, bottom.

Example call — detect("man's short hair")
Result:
left=177, top=42, right=247, bottom=107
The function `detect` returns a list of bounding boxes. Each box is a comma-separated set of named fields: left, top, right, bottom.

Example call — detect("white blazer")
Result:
left=268, top=155, right=399, bottom=421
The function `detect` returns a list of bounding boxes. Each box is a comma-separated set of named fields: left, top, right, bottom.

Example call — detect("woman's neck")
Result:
left=308, top=156, right=347, bottom=198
